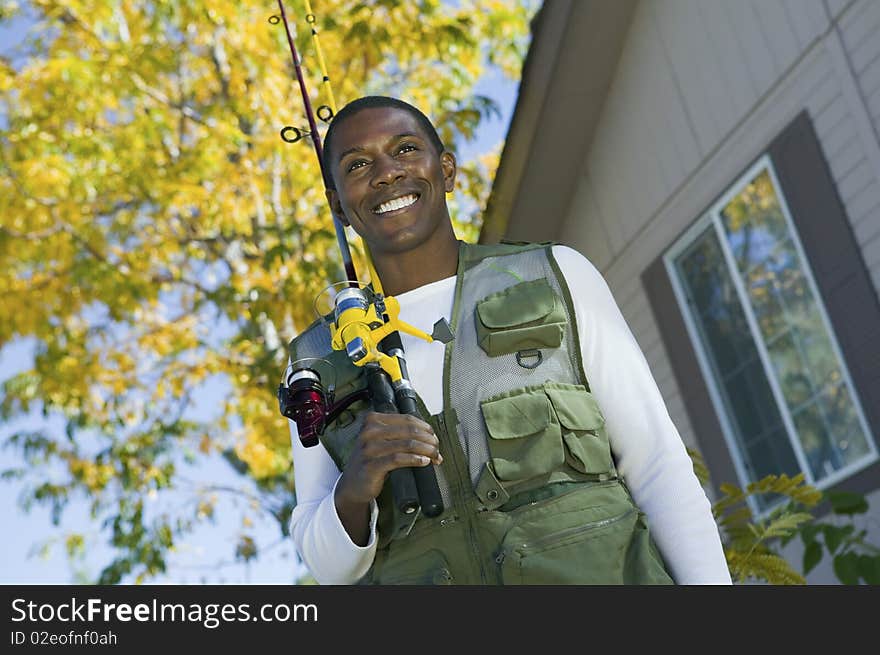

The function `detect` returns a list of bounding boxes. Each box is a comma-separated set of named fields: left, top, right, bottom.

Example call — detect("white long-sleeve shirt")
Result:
left=288, top=245, right=732, bottom=585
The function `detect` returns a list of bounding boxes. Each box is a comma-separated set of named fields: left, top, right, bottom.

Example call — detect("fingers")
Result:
left=363, top=411, right=433, bottom=434
left=338, top=412, right=444, bottom=504
left=373, top=450, right=436, bottom=471
left=360, top=412, right=442, bottom=465
left=362, top=431, right=443, bottom=467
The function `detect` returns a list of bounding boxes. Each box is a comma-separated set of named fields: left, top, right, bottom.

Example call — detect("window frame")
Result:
left=663, top=154, right=878, bottom=515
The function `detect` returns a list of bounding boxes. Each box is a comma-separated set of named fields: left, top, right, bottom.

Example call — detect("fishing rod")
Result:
left=270, top=0, right=355, bottom=285
left=273, top=0, right=447, bottom=520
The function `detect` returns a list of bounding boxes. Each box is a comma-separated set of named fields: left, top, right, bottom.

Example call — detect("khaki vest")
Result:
left=289, top=241, right=673, bottom=584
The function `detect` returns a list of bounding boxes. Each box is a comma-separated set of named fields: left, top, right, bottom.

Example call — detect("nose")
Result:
left=370, top=154, right=405, bottom=187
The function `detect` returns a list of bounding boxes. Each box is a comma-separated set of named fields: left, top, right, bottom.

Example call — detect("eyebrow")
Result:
left=337, top=133, right=423, bottom=162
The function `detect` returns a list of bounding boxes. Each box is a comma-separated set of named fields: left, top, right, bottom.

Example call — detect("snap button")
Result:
left=487, top=489, right=499, bottom=501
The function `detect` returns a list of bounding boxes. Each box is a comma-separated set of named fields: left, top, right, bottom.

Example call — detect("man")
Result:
left=286, top=95, right=732, bottom=584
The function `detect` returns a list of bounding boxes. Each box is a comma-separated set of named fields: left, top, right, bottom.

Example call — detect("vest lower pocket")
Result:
left=497, top=506, right=673, bottom=585
left=543, top=384, right=614, bottom=476
left=480, top=382, right=615, bottom=483
left=370, top=548, right=454, bottom=585
left=481, top=386, right=564, bottom=481
left=475, top=278, right=565, bottom=357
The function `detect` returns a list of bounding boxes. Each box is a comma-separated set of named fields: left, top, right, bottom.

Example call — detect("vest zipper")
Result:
left=437, top=410, right=487, bottom=584
left=495, top=507, right=636, bottom=566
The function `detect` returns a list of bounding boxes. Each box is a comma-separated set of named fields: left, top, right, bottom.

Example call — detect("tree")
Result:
left=0, top=0, right=538, bottom=583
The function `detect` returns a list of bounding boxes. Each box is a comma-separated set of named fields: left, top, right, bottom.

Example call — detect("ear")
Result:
left=441, top=151, right=457, bottom=193
left=326, top=188, right=349, bottom=226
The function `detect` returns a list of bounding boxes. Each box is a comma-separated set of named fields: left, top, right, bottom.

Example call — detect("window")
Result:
left=664, top=157, right=877, bottom=512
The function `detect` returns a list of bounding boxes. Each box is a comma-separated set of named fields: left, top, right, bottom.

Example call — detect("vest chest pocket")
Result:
left=475, top=278, right=566, bottom=357
left=481, top=382, right=615, bottom=483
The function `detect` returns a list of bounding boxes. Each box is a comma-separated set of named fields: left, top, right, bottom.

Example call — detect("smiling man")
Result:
left=324, top=98, right=459, bottom=293
left=286, top=96, right=732, bottom=585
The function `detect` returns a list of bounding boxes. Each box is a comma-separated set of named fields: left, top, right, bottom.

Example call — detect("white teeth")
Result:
left=374, top=193, right=418, bottom=214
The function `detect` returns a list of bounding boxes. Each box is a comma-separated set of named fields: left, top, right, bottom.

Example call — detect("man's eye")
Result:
left=346, top=160, right=367, bottom=172
left=397, top=143, right=417, bottom=154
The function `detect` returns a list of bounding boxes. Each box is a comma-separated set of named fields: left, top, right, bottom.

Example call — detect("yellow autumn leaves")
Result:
left=0, top=0, right=537, bottom=573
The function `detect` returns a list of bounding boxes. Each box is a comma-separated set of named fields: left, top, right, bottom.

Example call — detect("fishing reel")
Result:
left=279, top=283, right=453, bottom=447
left=278, top=362, right=329, bottom=447
left=278, top=357, right=369, bottom=448
left=325, top=284, right=453, bottom=383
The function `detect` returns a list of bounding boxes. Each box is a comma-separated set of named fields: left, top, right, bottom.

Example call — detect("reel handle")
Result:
left=365, top=366, right=420, bottom=517
left=381, top=331, right=445, bottom=519
left=395, top=388, right=444, bottom=518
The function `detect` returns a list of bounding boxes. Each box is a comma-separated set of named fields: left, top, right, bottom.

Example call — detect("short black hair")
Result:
left=321, top=96, right=445, bottom=190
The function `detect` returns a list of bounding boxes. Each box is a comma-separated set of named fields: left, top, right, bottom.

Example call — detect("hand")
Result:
left=336, top=412, right=443, bottom=507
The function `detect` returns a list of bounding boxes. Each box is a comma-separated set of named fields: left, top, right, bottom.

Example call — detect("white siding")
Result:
left=558, top=171, right=613, bottom=271
left=563, top=0, right=879, bottom=386
left=558, top=0, right=880, bottom=580
left=838, top=0, right=880, bottom=293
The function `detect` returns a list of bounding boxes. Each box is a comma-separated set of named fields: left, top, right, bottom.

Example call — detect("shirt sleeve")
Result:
left=288, top=418, right=379, bottom=584
left=552, top=245, right=732, bottom=584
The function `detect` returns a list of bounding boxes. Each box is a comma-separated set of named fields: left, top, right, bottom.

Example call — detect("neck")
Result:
left=370, top=233, right=460, bottom=296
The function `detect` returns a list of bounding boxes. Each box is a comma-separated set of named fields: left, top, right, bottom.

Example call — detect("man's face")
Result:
left=326, top=106, right=456, bottom=256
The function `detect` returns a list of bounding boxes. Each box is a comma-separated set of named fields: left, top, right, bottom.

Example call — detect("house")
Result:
left=481, top=0, right=880, bottom=583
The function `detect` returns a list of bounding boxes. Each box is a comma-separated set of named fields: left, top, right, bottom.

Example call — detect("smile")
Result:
left=372, top=193, right=419, bottom=215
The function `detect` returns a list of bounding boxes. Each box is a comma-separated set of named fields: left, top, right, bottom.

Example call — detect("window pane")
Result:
left=746, top=426, right=801, bottom=480
left=794, top=384, right=870, bottom=481
left=721, top=171, right=788, bottom=271
left=820, top=383, right=871, bottom=465
left=719, top=168, right=872, bottom=484
left=674, top=226, right=799, bottom=505
left=791, top=401, right=830, bottom=480
left=765, top=330, right=814, bottom=408
left=744, top=262, right=787, bottom=341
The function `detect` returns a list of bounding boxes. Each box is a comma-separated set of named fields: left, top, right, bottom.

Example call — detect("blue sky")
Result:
left=0, top=8, right=522, bottom=584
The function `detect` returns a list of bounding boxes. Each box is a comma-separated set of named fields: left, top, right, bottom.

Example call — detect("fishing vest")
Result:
left=288, top=241, right=674, bottom=584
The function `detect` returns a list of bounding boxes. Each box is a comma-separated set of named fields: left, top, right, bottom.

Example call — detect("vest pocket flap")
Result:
left=482, top=392, right=552, bottom=440
left=545, top=386, right=605, bottom=431
left=475, top=278, right=566, bottom=357
left=543, top=384, right=614, bottom=477
left=476, top=278, right=557, bottom=329
left=481, top=387, right=563, bottom=481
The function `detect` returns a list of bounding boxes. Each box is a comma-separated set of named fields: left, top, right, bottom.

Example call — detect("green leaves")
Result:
left=750, top=512, right=814, bottom=543
left=727, top=551, right=806, bottom=585
left=796, top=493, right=880, bottom=585
left=833, top=552, right=860, bottom=585
left=802, top=540, right=822, bottom=575
left=695, top=446, right=880, bottom=585
left=687, top=446, right=709, bottom=487
left=826, top=490, right=869, bottom=515
left=708, top=473, right=819, bottom=584
left=235, top=535, right=257, bottom=563
left=823, top=524, right=855, bottom=554
left=857, top=554, right=880, bottom=585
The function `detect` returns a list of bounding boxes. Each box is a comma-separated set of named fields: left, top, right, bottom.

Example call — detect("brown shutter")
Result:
left=643, top=110, right=880, bottom=496
left=767, top=110, right=880, bottom=494
left=641, top=258, right=739, bottom=495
